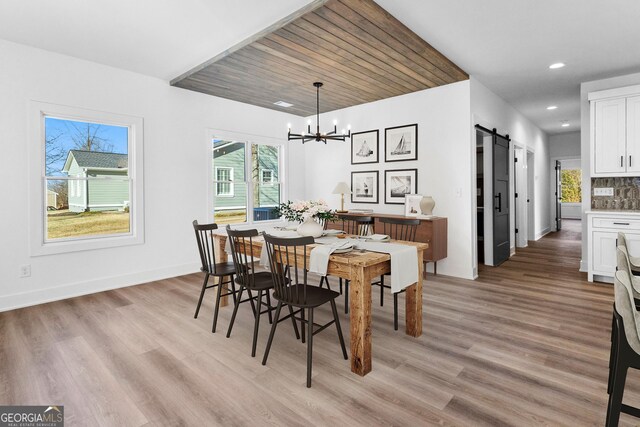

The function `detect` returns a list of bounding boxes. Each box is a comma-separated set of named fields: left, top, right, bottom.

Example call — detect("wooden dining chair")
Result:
left=261, top=233, right=348, bottom=388
left=192, top=220, right=239, bottom=333
left=333, top=214, right=375, bottom=313
left=372, top=217, right=420, bottom=330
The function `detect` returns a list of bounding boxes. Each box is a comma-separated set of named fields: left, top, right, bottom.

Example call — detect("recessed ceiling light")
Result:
left=273, top=101, right=293, bottom=108
left=561, top=123, right=570, bottom=127
left=549, top=62, right=565, bottom=69
left=547, top=105, right=558, bottom=110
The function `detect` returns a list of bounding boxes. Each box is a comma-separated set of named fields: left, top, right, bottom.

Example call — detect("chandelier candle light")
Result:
left=287, top=82, right=351, bottom=143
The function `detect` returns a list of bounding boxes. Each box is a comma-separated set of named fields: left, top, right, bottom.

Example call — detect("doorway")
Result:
left=550, top=158, right=582, bottom=232
left=514, top=147, right=527, bottom=247
left=527, top=151, right=535, bottom=241
left=474, top=125, right=511, bottom=267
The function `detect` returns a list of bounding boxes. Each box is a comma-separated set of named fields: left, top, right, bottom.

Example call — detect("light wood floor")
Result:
left=1, top=219, right=636, bottom=426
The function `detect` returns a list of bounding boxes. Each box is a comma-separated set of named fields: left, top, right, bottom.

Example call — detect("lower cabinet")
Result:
left=588, top=212, right=640, bottom=282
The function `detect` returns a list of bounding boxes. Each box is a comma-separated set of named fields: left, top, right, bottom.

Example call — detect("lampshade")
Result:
left=332, top=182, right=351, bottom=194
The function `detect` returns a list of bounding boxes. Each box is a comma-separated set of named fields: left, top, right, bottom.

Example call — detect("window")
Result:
left=215, top=167, right=234, bottom=196
left=560, top=169, right=582, bottom=203
left=29, top=102, right=144, bottom=255
left=260, top=169, right=274, bottom=185
left=212, top=137, right=283, bottom=225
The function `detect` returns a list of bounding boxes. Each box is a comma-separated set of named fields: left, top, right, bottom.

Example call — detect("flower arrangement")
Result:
left=275, top=199, right=337, bottom=223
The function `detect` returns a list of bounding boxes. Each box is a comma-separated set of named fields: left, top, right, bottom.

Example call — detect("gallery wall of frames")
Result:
left=350, top=123, right=418, bottom=207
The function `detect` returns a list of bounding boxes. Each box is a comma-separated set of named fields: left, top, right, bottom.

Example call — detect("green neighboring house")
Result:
left=62, top=150, right=129, bottom=213
left=213, top=141, right=280, bottom=220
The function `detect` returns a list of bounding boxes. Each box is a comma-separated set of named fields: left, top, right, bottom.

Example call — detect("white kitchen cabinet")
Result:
left=590, top=85, right=640, bottom=177
left=627, top=95, right=640, bottom=173
left=588, top=212, right=640, bottom=282
left=593, top=98, right=626, bottom=175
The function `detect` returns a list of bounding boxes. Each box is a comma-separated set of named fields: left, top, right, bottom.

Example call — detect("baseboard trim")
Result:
left=580, top=260, right=588, bottom=273
left=535, top=227, right=551, bottom=241
left=0, top=262, right=200, bottom=313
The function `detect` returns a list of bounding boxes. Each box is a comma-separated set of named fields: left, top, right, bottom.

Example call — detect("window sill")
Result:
left=31, top=232, right=144, bottom=257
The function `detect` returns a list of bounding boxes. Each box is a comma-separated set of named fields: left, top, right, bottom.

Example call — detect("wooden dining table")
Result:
left=212, top=232, right=428, bottom=377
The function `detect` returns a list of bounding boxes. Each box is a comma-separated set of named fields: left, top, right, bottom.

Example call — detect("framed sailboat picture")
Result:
left=351, top=129, right=379, bottom=164
left=384, top=169, right=418, bottom=204
left=351, top=171, right=379, bottom=204
left=385, top=124, right=418, bottom=162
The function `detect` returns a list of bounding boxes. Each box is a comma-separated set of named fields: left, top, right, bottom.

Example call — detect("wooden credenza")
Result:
left=327, top=213, right=448, bottom=274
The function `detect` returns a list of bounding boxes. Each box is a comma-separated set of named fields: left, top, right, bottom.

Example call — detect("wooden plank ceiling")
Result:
left=171, top=0, right=468, bottom=117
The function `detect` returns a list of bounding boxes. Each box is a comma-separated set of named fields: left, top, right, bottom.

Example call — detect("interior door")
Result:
left=555, top=160, right=562, bottom=231
left=493, top=133, right=510, bottom=266
left=514, top=152, right=518, bottom=242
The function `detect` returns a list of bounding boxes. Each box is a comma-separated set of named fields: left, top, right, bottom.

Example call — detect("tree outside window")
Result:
left=560, top=169, right=582, bottom=203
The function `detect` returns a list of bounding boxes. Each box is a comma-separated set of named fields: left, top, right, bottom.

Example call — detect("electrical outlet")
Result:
left=594, top=187, right=614, bottom=196
left=20, top=264, right=31, bottom=278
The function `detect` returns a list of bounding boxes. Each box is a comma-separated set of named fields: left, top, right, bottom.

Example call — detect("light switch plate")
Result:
left=594, top=187, right=614, bottom=196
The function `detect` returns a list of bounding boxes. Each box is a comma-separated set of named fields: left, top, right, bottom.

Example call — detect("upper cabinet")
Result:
left=590, top=85, right=640, bottom=177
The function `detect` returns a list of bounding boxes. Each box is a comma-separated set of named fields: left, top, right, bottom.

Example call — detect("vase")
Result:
left=297, top=217, right=324, bottom=238
left=420, top=196, right=435, bottom=216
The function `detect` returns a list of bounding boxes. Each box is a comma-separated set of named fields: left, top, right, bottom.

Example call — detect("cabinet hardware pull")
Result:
left=621, top=156, right=624, bottom=167
left=631, top=155, right=633, bottom=167
left=613, top=222, right=630, bottom=226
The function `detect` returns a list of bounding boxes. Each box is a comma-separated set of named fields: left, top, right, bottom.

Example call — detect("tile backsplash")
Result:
left=592, top=177, right=640, bottom=210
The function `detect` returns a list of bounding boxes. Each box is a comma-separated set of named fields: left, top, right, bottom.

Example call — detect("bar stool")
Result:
left=606, top=270, right=640, bottom=426
left=618, top=232, right=640, bottom=276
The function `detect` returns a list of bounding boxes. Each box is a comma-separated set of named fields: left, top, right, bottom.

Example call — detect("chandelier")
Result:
left=287, top=82, right=351, bottom=144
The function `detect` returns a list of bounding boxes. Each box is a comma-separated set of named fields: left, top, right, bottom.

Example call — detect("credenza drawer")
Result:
left=592, top=217, right=640, bottom=230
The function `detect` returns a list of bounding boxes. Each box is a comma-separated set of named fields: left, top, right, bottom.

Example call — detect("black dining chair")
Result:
left=192, top=220, right=239, bottom=333
left=335, top=215, right=375, bottom=313
left=225, top=226, right=301, bottom=357
left=261, top=233, right=348, bottom=388
left=372, top=217, right=420, bottom=330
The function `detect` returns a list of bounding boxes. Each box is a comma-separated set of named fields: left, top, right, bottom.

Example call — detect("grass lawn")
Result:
left=214, top=210, right=248, bottom=225
left=47, top=209, right=130, bottom=239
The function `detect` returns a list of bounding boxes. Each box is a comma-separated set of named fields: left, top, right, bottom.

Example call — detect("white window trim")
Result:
left=207, top=129, right=285, bottom=226
left=215, top=166, right=234, bottom=197
left=260, top=169, right=274, bottom=186
left=29, top=101, right=144, bottom=256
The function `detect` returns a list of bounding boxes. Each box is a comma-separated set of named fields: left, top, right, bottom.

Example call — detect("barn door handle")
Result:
left=494, top=193, right=501, bottom=211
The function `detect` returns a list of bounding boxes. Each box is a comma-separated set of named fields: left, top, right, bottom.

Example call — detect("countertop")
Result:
left=586, top=210, right=640, bottom=216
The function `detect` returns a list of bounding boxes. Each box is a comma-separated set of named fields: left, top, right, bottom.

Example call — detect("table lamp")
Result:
left=332, top=182, right=351, bottom=213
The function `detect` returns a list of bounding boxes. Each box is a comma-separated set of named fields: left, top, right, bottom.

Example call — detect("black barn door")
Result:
left=493, top=133, right=510, bottom=266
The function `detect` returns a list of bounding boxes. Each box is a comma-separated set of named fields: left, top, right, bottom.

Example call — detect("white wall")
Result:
left=470, top=77, right=551, bottom=261
left=0, top=39, right=304, bottom=311
left=301, top=81, right=475, bottom=279
left=580, top=71, right=640, bottom=271
left=549, top=131, right=580, bottom=158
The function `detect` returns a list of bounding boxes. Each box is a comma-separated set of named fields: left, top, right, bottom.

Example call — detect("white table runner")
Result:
left=352, top=241, right=419, bottom=293
left=221, top=229, right=419, bottom=292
